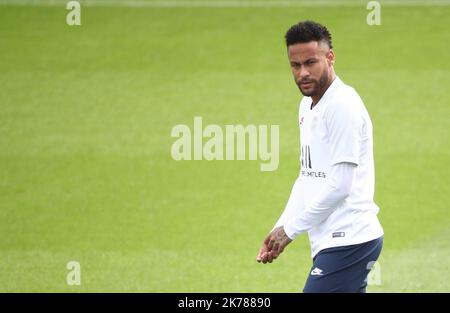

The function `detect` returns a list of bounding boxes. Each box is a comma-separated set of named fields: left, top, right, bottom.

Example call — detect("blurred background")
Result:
left=0, top=0, right=449, bottom=292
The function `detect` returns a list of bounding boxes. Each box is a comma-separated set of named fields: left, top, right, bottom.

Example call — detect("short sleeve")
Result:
left=326, top=101, right=362, bottom=166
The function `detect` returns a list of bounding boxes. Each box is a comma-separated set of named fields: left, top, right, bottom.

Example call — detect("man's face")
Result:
left=287, top=41, right=334, bottom=97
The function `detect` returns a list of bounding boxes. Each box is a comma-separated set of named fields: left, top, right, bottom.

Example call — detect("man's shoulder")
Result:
left=326, top=81, right=364, bottom=114
left=322, top=86, right=367, bottom=128
left=334, top=80, right=362, bottom=104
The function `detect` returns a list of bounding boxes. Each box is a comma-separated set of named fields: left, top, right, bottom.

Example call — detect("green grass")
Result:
left=0, top=1, right=449, bottom=292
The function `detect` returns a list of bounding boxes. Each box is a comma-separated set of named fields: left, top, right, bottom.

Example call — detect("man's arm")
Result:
left=271, top=178, right=304, bottom=231
left=283, top=161, right=356, bottom=239
left=256, top=162, right=356, bottom=264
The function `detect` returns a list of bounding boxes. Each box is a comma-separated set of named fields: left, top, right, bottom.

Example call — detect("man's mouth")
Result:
left=299, top=81, right=314, bottom=87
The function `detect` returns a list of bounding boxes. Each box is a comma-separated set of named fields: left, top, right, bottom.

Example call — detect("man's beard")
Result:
left=298, top=71, right=329, bottom=97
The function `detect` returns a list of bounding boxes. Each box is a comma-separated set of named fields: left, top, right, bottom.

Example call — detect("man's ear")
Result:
left=327, top=49, right=335, bottom=66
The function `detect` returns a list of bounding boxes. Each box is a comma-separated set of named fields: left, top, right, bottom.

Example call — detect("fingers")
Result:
left=267, top=251, right=277, bottom=263
left=256, top=244, right=284, bottom=264
left=257, top=250, right=270, bottom=264
left=257, top=252, right=266, bottom=263
left=272, top=242, right=279, bottom=254
left=266, top=252, right=273, bottom=263
left=257, top=250, right=280, bottom=264
left=274, top=242, right=284, bottom=256
left=256, top=243, right=268, bottom=259
left=267, top=227, right=282, bottom=250
left=256, top=241, right=270, bottom=262
left=267, top=239, right=273, bottom=250
left=257, top=237, right=278, bottom=264
left=257, top=239, right=273, bottom=263
left=265, top=230, right=277, bottom=249
left=257, top=227, right=290, bottom=264
left=260, top=251, right=272, bottom=264
left=256, top=250, right=264, bottom=262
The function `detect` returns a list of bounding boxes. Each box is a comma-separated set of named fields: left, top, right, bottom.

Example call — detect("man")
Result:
left=256, top=21, right=384, bottom=293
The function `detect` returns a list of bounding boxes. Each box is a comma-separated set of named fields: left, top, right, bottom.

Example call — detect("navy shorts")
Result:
left=303, top=236, right=383, bottom=293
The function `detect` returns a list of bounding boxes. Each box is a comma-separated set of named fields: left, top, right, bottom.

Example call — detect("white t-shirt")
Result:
left=274, top=76, right=383, bottom=258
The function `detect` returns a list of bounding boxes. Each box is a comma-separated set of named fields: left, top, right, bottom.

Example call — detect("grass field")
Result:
left=0, top=0, right=449, bottom=292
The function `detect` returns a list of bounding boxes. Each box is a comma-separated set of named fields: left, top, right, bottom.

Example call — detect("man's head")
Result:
left=285, top=21, right=335, bottom=100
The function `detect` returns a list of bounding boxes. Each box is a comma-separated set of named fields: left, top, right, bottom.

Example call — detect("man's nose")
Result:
left=299, top=66, right=310, bottom=79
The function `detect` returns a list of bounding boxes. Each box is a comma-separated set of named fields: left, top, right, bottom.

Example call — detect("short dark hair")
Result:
left=285, top=20, right=333, bottom=49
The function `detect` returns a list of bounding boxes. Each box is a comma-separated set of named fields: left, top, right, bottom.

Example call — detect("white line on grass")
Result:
left=1, top=0, right=450, bottom=7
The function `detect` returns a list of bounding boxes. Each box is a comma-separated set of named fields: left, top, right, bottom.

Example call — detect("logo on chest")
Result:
left=301, top=145, right=327, bottom=178
left=299, top=116, right=319, bottom=130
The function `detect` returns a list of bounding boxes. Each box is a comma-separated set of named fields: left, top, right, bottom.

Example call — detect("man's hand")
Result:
left=256, top=226, right=292, bottom=264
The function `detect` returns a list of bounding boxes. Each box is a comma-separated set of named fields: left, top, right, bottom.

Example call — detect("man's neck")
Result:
left=311, top=73, right=336, bottom=108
